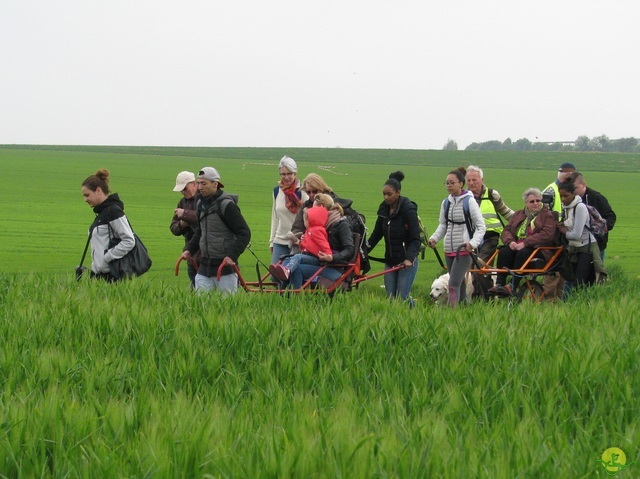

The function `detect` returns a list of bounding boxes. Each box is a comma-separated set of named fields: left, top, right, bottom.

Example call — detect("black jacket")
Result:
left=291, top=192, right=355, bottom=236
left=581, top=186, right=616, bottom=250
left=326, top=219, right=355, bottom=264
left=185, top=190, right=251, bottom=276
left=367, top=196, right=421, bottom=265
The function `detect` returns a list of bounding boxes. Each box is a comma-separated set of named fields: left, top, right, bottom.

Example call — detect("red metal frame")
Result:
left=175, top=251, right=407, bottom=295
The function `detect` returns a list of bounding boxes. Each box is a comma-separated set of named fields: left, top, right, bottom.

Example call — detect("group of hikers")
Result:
left=80, top=157, right=616, bottom=307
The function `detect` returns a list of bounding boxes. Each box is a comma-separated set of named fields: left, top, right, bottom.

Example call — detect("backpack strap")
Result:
left=79, top=231, right=92, bottom=268
left=216, top=197, right=235, bottom=231
left=462, top=196, right=475, bottom=239
left=445, top=195, right=475, bottom=239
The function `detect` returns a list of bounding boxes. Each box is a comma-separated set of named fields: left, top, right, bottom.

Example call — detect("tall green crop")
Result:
left=0, top=270, right=639, bottom=477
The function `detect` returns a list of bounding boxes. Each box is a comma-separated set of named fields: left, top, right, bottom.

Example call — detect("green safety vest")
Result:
left=543, top=182, right=562, bottom=214
left=478, top=188, right=503, bottom=235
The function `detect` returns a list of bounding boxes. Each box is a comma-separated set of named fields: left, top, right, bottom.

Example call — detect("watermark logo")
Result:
left=596, top=447, right=636, bottom=476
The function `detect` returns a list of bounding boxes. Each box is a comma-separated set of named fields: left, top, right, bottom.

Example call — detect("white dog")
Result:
left=429, top=272, right=474, bottom=305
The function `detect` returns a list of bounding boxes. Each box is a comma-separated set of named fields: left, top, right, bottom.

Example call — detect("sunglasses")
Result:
left=306, top=189, right=320, bottom=194
left=528, top=199, right=542, bottom=204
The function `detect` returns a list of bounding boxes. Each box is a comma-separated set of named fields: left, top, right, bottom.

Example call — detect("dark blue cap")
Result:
left=558, top=162, right=576, bottom=171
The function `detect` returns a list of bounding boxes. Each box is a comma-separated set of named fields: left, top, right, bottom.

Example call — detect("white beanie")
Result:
left=279, top=155, right=298, bottom=173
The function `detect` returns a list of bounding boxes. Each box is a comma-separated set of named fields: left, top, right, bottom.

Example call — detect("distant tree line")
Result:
left=442, top=135, right=640, bottom=153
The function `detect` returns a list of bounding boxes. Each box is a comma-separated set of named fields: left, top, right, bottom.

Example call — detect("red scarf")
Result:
left=280, top=181, right=302, bottom=214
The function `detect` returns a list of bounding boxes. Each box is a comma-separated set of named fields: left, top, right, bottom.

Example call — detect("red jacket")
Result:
left=300, top=207, right=331, bottom=257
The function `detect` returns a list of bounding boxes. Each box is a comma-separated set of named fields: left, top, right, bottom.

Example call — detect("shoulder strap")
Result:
left=273, top=185, right=302, bottom=200
left=444, top=196, right=474, bottom=238
left=462, top=196, right=475, bottom=239
left=79, top=231, right=92, bottom=267
left=217, top=197, right=235, bottom=230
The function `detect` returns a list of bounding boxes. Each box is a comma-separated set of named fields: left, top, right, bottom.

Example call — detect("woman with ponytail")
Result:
left=367, top=171, right=421, bottom=307
left=428, top=168, right=486, bottom=308
left=81, top=169, right=135, bottom=281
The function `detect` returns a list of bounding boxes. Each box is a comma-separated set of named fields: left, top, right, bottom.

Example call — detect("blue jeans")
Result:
left=383, top=259, right=418, bottom=300
left=195, top=273, right=238, bottom=296
left=283, top=253, right=320, bottom=276
left=289, top=262, right=343, bottom=289
left=271, top=243, right=292, bottom=265
left=187, top=263, right=197, bottom=289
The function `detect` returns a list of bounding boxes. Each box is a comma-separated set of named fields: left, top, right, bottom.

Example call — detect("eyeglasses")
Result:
left=280, top=172, right=294, bottom=177
left=528, top=199, right=542, bottom=204
left=444, top=181, right=460, bottom=186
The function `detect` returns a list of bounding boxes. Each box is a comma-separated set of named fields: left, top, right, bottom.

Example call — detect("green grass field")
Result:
left=1, top=145, right=639, bottom=477
left=1, top=145, right=638, bottom=280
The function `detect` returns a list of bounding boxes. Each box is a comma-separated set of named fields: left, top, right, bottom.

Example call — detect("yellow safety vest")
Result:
left=543, top=182, right=562, bottom=214
left=478, top=189, right=503, bottom=235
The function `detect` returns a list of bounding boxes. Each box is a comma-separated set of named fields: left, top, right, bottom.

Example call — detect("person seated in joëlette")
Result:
left=489, top=187, right=558, bottom=296
left=284, top=193, right=354, bottom=290
left=269, top=200, right=332, bottom=282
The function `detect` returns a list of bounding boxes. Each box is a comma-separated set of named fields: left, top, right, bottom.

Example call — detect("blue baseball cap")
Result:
left=558, top=162, right=576, bottom=172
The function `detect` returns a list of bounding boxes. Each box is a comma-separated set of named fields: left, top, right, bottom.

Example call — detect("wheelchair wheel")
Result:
left=516, top=281, right=544, bottom=303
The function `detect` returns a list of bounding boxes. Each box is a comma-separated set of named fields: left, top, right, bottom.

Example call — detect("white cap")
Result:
left=173, top=171, right=196, bottom=192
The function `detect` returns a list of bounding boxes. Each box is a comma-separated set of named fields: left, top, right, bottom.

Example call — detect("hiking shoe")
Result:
left=497, top=285, right=513, bottom=296
left=487, top=285, right=499, bottom=294
left=269, top=264, right=290, bottom=282
left=491, top=285, right=512, bottom=297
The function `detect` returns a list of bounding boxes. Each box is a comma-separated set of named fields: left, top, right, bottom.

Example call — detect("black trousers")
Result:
left=496, top=245, right=542, bottom=287
left=90, top=271, right=118, bottom=283
left=471, top=235, right=499, bottom=300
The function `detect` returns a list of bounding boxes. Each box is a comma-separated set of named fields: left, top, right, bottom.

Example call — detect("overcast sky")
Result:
left=1, top=0, right=637, bottom=150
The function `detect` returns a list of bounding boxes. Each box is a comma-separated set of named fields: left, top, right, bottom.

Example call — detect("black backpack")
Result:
left=344, top=208, right=370, bottom=274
